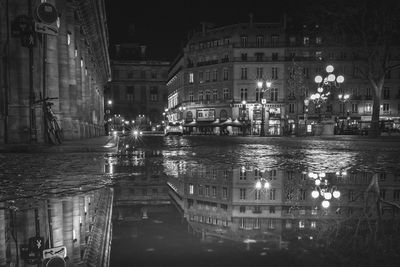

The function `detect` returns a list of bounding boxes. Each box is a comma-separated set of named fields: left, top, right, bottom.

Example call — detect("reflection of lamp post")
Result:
left=308, top=172, right=341, bottom=209
left=304, top=99, right=309, bottom=135
left=255, top=177, right=270, bottom=190
left=257, top=80, right=272, bottom=136
left=241, top=100, right=247, bottom=136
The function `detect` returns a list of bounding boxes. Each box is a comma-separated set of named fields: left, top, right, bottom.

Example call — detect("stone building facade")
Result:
left=104, top=44, right=169, bottom=132
left=0, top=0, right=111, bottom=144
left=167, top=19, right=400, bottom=136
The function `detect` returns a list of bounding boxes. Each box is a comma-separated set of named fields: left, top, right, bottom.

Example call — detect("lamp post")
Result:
left=257, top=80, right=271, bottom=136
left=338, top=94, right=350, bottom=133
left=338, top=93, right=350, bottom=118
left=312, top=65, right=344, bottom=121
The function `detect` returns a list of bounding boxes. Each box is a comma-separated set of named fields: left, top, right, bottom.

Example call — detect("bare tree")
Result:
left=307, top=0, right=400, bottom=137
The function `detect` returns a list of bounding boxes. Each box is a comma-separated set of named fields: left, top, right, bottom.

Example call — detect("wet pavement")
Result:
left=1, top=135, right=400, bottom=266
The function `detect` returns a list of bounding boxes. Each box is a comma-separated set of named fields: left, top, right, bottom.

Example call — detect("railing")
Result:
left=196, top=59, right=219, bottom=67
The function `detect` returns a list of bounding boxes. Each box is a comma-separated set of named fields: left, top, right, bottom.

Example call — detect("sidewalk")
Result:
left=0, top=135, right=119, bottom=153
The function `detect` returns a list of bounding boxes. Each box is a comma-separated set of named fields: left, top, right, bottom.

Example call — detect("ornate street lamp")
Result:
left=312, top=65, right=344, bottom=108
left=338, top=93, right=350, bottom=117
left=257, top=80, right=272, bottom=136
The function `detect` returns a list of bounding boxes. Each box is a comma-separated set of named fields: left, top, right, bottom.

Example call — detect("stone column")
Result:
left=74, top=23, right=83, bottom=139
left=49, top=198, right=64, bottom=247
left=56, top=0, right=72, bottom=139
left=62, top=198, right=74, bottom=267
left=72, top=196, right=81, bottom=264
left=0, top=203, right=6, bottom=265
left=7, top=1, right=31, bottom=143
left=79, top=196, right=86, bottom=251
left=67, top=3, right=78, bottom=139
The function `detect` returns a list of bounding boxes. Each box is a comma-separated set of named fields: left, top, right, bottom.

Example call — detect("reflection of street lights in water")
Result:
left=309, top=172, right=340, bottom=209
left=255, top=178, right=270, bottom=190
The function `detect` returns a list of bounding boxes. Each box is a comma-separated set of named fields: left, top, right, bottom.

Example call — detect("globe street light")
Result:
left=312, top=65, right=344, bottom=121
left=257, top=80, right=272, bottom=136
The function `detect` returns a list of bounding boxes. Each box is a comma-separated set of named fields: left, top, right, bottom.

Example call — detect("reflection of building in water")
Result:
left=169, top=166, right=400, bottom=248
left=0, top=188, right=113, bottom=266
left=112, top=149, right=170, bottom=222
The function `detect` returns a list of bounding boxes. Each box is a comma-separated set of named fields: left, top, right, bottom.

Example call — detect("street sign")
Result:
left=36, top=2, right=58, bottom=24
left=35, top=22, right=59, bottom=36
left=43, top=246, right=67, bottom=260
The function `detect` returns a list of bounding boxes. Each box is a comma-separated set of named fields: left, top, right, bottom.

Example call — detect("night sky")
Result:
left=105, top=0, right=313, bottom=61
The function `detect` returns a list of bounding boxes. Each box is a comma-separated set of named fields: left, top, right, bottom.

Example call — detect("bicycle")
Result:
left=33, top=94, right=64, bottom=144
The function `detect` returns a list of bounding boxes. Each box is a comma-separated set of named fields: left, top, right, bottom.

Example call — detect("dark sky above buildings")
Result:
left=105, top=0, right=313, bottom=61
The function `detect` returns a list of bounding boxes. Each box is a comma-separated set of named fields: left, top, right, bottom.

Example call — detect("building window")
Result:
left=289, top=103, right=295, bottom=113
left=205, top=185, right=210, bottom=196
left=299, top=189, right=307, bottom=200
left=299, top=220, right=305, bottom=228
left=240, top=206, right=246, bottom=213
left=256, top=67, right=263, bottom=79
left=383, top=103, right=390, bottom=113
left=212, top=186, right=217, bottom=197
left=223, top=88, right=231, bottom=100
left=241, top=67, right=248, bottom=79
left=141, top=70, right=146, bottom=79
left=205, top=70, right=210, bottom=82
left=240, top=36, right=248, bottom=47
left=303, top=67, right=310, bottom=78
left=256, top=35, right=264, bottom=47
left=141, top=86, right=146, bottom=101
left=383, top=87, right=390, bottom=99
left=223, top=68, right=229, bottom=80
left=189, top=184, right=194, bottom=194
left=255, top=190, right=261, bottom=200
left=189, top=72, right=194, bottom=84
left=303, top=36, right=310, bottom=46
left=240, top=88, right=248, bottom=101
left=269, top=189, right=276, bottom=200
left=256, top=88, right=260, bottom=102
left=213, top=89, right=218, bottom=101
left=351, top=103, right=358, bottom=113
left=205, top=90, right=211, bottom=101
left=212, top=69, right=218, bottom=81
left=198, top=71, right=204, bottom=83
left=272, top=67, right=278, bottom=79
left=311, top=221, right=317, bottom=228
left=270, top=88, right=278, bottom=102
left=271, top=35, right=279, bottom=46
left=255, top=53, right=263, bottom=61
left=239, top=168, right=247, bottom=180
left=189, top=91, right=194, bottom=102
left=126, top=86, right=134, bottom=102
left=272, top=53, right=278, bottom=61
left=316, top=36, right=322, bottom=44
left=269, top=206, right=275, bottom=214
left=222, top=187, right=228, bottom=198
left=150, top=86, right=158, bottom=102
left=241, top=53, right=248, bottom=61
left=240, top=188, right=246, bottom=200
left=199, top=91, right=204, bottom=101
left=393, top=190, right=400, bottom=201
